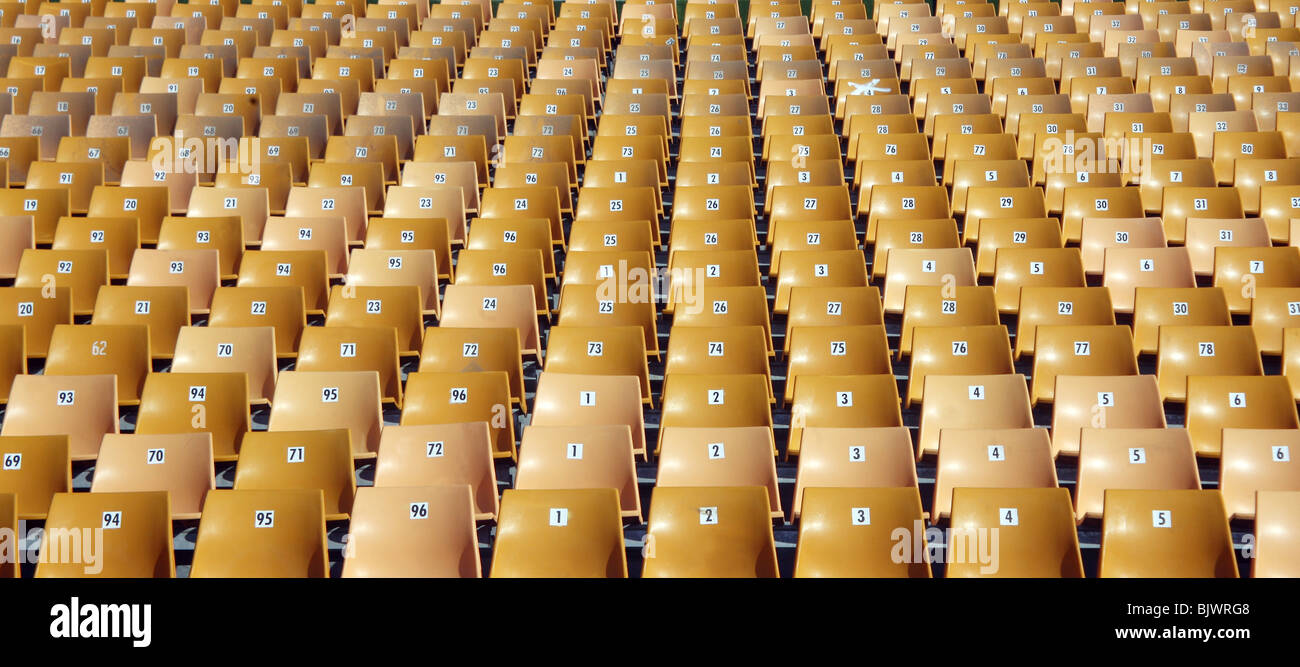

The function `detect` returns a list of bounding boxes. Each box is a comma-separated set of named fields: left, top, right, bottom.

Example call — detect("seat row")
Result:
left=6, top=484, right=1295, bottom=577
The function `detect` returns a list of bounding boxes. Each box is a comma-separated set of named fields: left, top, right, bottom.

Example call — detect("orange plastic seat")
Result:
left=1099, top=489, right=1238, bottom=578
left=1075, top=425, right=1200, bottom=522
left=190, top=489, right=329, bottom=578
left=374, top=422, right=500, bottom=521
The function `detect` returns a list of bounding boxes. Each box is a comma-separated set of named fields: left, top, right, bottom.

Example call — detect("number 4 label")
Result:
left=999, top=508, right=1019, bottom=526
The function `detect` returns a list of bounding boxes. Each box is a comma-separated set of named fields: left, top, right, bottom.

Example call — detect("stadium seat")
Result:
left=1249, top=287, right=1300, bottom=355
left=1185, top=375, right=1300, bottom=456
left=947, top=488, right=1084, bottom=577
left=374, top=422, right=500, bottom=521
left=156, top=216, right=245, bottom=282
left=907, top=324, right=1015, bottom=407
left=490, top=488, right=627, bottom=578
left=932, top=427, right=1058, bottom=519
left=658, top=373, right=771, bottom=455
left=882, top=248, right=977, bottom=314
left=516, top=424, right=642, bottom=520
left=1030, top=325, right=1139, bottom=404
left=45, top=323, right=151, bottom=405
left=786, top=374, right=904, bottom=458
left=1013, top=286, right=1116, bottom=359
left=1098, top=489, right=1238, bottom=577
left=1075, top=427, right=1201, bottom=522
left=91, top=433, right=215, bottom=520
left=134, top=371, right=250, bottom=462
left=784, top=285, right=884, bottom=354
left=208, top=286, right=307, bottom=359
left=791, top=426, right=917, bottom=520
left=1102, top=247, right=1197, bottom=313
left=641, top=486, right=778, bottom=578
left=190, top=489, right=330, bottom=578
left=917, top=374, right=1034, bottom=460
left=442, top=284, right=542, bottom=359
left=670, top=285, right=774, bottom=356
left=0, top=434, right=71, bottom=520
left=1219, top=428, right=1300, bottom=520
left=268, top=370, right=385, bottom=459
left=234, top=429, right=357, bottom=521
left=532, top=371, right=647, bottom=459
left=422, top=326, right=528, bottom=409
left=126, top=248, right=220, bottom=314
left=1253, top=490, right=1300, bottom=577
left=171, top=326, right=278, bottom=405
left=341, top=486, right=483, bottom=578
left=345, top=248, right=442, bottom=316
left=1212, top=245, right=1300, bottom=314
left=14, top=248, right=109, bottom=316
left=793, top=487, right=931, bottom=578
left=90, top=285, right=189, bottom=359
left=35, top=491, right=174, bottom=578
left=236, top=249, right=331, bottom=315
left=785, top=324, right=891, bottom=405
left=657, top=426, right=781, bottom=518
left=1050, top=375, right=1168, bottom=457
left=297, top=326, right=403, bottom=407
left=1156, top=325, right=1263, bottom=401
left=51, top=216, right=140, bottom=280
left=1131, top=286, right=1232, bottom=355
